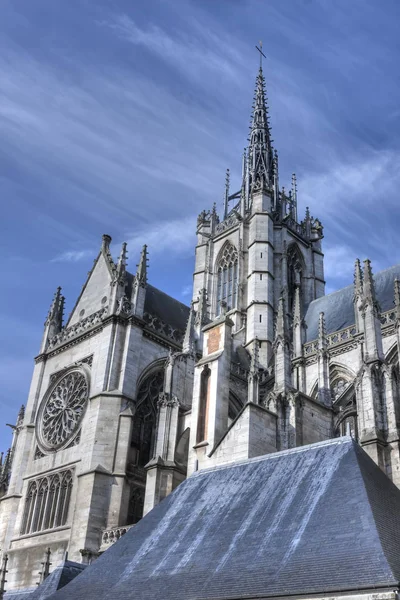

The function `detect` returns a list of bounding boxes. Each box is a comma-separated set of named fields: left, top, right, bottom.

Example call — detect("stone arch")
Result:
left=329, top=362, right=356, bottom=403
left=386, top=342, right=399, bottom=366
left=214, top=240, right=239, bottom=316
left=228, top=391, right=244, bottom=426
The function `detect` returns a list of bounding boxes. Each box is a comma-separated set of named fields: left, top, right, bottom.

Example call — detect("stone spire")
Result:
left=273, top=149, right=279, bottom=210
left=37, top=548, right=52, bottom=585
left=0, top=448, right=12, bottom=496
left=354, top=259, right=363, bottom=296
left=291, top=173, right=298, bottom=222
left=363, top=259, right=378, bottom=312
left=223, top=168, right=230, bottom=220
left=0, top=553, right=8, bottom=598
left=46, top=287, right=64, bottom=332
left=292, top=287, right=305, bottom=358
left=353, top=258, right=364, bottom=333
left=131, top=245, right=148, bottom=318
left=273, top=297, right=292, bottom=392
left=110, top=241, right=128, bottom=313
left=40, top=287, right=64, bottom=353
left=248, top=339, right=260, bottom=404
left=362, top=259, right=383, bottom=362
left=182, top=303, right=196, bottom=354
left=394, top=279, right=400, bottom=320
left=248, top=65, right=274, bottom=194
left=116, top=242, right=127, bottom=281
left=136, top=245, right=148, bottom=287
left=317, top=312, right=331, bottom=406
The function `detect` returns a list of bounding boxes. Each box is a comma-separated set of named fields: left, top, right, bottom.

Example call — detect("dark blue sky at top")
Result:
left=1, top=0, right=400, bottom=450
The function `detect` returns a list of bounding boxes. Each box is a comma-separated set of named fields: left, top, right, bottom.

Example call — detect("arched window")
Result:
left=197, top=366, right=211, bottom=443
left=125, top=368, right=164, bottom=525
left=21, top=469, right=73, bottom=535
left=216, top=243, right=238, bottom=316
left=130, top=370, right=164, bottom=469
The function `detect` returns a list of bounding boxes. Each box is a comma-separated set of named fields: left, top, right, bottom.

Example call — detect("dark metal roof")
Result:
left=144, top=284, right=189, bottom=333
left=4, top=561, right=86, bottom=600
left=305, top=263, right=400, bottom=341
left=48, top=438, right=400, bottom=600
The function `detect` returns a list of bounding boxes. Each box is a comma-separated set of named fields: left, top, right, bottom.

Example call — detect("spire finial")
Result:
left=136, top=245, right=148, bottom=287
left=255, top=41, right=267, bottom=69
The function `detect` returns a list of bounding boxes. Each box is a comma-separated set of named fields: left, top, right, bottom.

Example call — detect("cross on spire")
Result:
left=255, top=41, right=267, bottom=68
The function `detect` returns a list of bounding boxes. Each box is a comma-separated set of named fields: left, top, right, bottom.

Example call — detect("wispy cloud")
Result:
left=51, top=249, right=94, bottom=263
left=99, top=14, right=245, bottom=87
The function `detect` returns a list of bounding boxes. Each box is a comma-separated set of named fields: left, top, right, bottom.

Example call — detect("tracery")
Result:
left=216, top=242, right=238, bottom=315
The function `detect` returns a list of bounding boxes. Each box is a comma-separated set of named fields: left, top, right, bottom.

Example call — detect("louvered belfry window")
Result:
left=216, top=243, right=238, bottom=315
left=21, top=469, right=73, bottom=535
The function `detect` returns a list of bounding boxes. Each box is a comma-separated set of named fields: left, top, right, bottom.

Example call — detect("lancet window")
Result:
left=216, top=243, right=238, bottom=315
left=21, top=469, right=73, bottom=535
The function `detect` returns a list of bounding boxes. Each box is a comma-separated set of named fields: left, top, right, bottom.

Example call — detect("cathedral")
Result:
left=2, top=60, right=400, bottom=599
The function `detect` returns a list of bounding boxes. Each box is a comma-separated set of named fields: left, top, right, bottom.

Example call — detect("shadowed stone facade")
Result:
left=2, top=61, right=400, bottom=596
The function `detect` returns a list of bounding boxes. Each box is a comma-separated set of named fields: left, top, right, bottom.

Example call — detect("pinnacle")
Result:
left=136, top=244, right=148, bottom=286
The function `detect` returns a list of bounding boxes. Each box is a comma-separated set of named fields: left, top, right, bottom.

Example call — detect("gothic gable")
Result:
left=66, top=240, right=115, bottom=327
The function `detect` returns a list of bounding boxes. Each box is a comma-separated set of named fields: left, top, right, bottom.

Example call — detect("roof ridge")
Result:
left=191, top=436, right=353, bottom=478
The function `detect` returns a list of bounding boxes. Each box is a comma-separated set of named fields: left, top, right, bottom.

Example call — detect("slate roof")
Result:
left=305, top=263, right=400, bottom=341
left=48, top=438, right=400, bottom=600
left=144, top=284, right=190, bottom=333
left=4, top=560, right=86, bottom=600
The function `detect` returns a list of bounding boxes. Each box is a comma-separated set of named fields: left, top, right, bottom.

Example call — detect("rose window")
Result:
left=37, top=369, right=89, bottom=452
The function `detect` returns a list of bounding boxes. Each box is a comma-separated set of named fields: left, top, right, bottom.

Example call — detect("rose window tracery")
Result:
left=37, top=369, right=89, bottom=452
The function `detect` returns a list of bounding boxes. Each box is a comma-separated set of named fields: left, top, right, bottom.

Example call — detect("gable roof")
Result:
left=305, top=263, right=400, bottom=341
left=4, top=560, right=86, bottom=600
left=48, top=438, right=400, bottom=600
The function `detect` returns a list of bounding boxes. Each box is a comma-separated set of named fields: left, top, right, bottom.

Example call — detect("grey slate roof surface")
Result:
left=4, top=561, right=86, bottom=600
left=144, top=284, right=190, bottom=333
left=305, top=263, right=400, bottom=341
left=48, top=438, right=400, bottom=600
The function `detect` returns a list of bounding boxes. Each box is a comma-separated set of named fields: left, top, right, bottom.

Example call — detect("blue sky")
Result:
left=1, top=0, right=400, bottom=452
